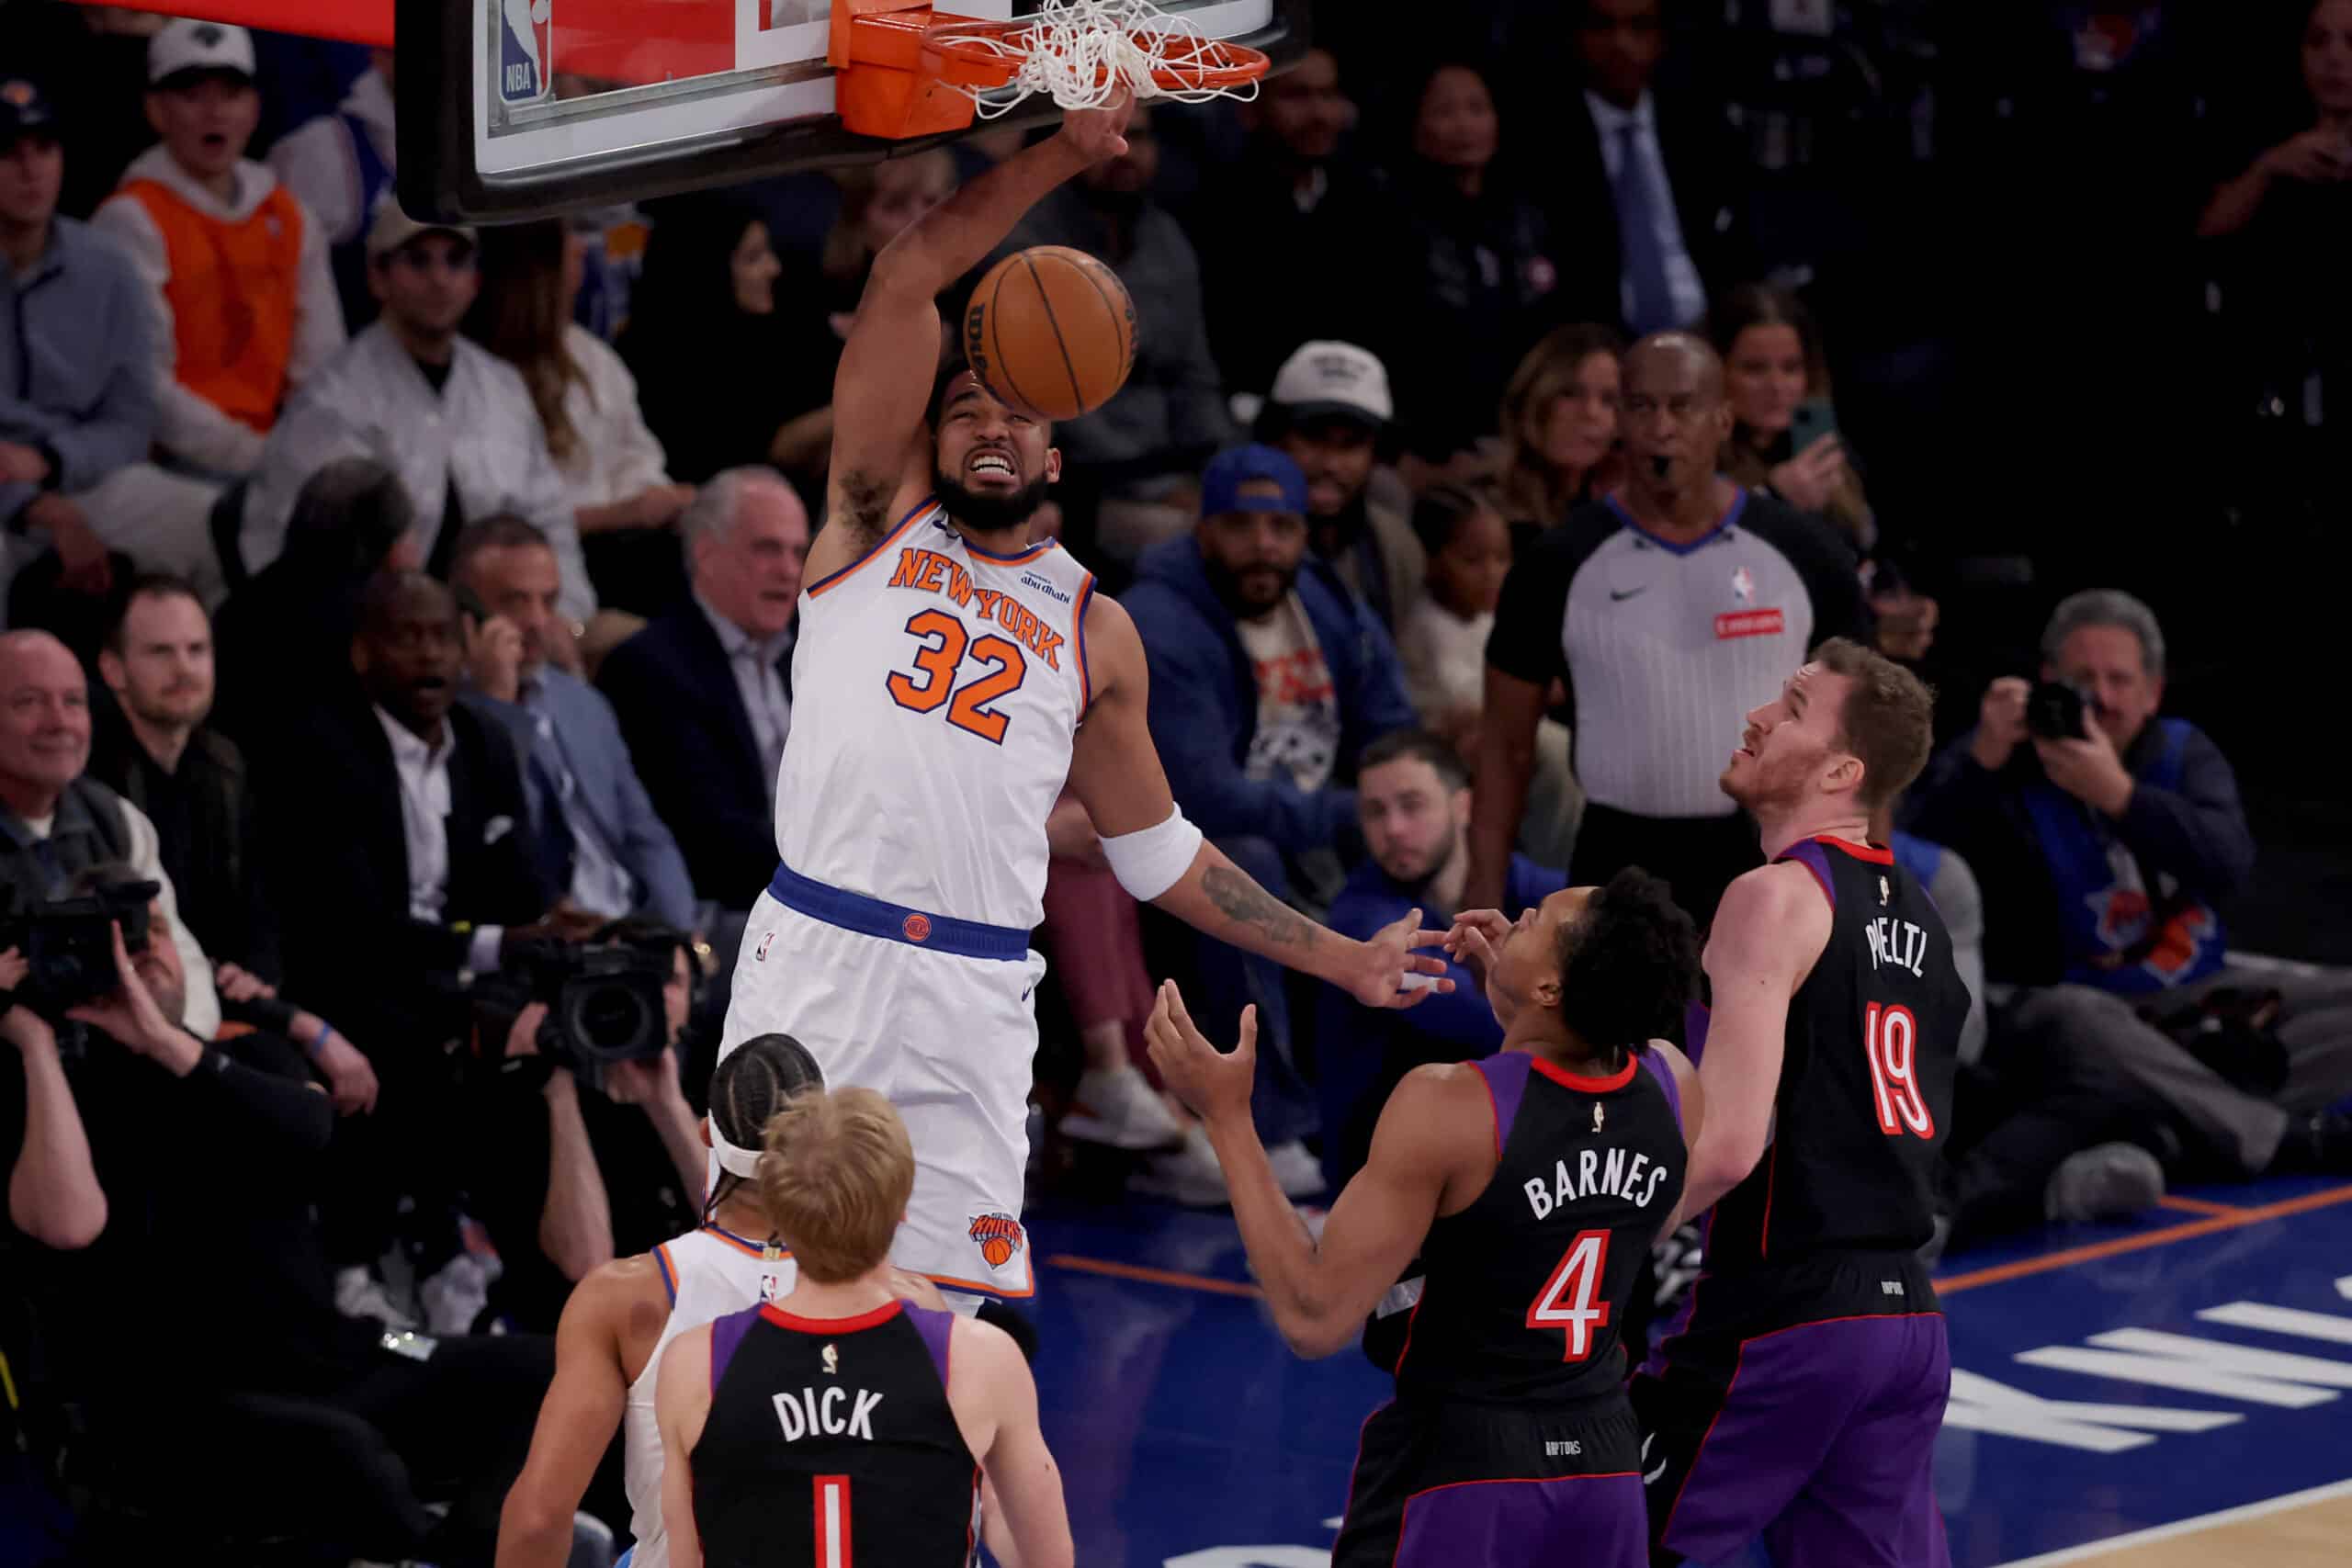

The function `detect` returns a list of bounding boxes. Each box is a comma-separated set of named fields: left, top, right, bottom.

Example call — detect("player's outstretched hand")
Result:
left=1351, top=908, right=1454, bottom=1011
left=1058, top=91, right=1136, bottom=163
left=1444, top=909, right=1516, bottom=1027
left=1146, top=981, right=1254, bottom=1127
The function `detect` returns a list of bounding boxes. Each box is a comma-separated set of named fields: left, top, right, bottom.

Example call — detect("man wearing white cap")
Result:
left=1260, top=340, right=1422, bottom=637
left=240, top=197, right=598, bottom=627
left=92, top=19, right=345, bottom=487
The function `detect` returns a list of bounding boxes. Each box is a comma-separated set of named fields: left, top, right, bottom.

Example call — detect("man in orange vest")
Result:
left=93, top=19, right=344, bottom=494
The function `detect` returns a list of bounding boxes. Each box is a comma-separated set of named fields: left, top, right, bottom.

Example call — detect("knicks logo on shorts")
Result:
left=967, top=1212, right=1025, bottom=1270
left=903, top=913, right=933, bottom=942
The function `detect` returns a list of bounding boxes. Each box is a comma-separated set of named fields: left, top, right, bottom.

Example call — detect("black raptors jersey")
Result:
left=1391, top=1050, right=1687, bottom=1404
left=1706, top=836, right=1971, bottom=1273
left=693, top=1300, right=979, bottom=1568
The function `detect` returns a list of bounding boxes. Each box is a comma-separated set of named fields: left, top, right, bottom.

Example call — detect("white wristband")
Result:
left=1101, top=807, right=1204, bottom=903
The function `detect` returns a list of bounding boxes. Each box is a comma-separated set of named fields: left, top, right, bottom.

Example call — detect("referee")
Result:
left=1466, top=333, right=1867, bottom=930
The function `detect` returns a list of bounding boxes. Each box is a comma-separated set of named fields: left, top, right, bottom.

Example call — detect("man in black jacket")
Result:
left=1905, top=590, right=2352, bottom=1185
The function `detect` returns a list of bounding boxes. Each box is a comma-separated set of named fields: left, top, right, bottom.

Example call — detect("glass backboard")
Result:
left=395, top=0, right=1304, bottom=221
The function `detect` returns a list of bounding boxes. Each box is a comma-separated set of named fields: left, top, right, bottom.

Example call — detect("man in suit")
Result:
left=1510, top=0, right=1751, bottom=337
left=596, top=467, right=808, bottom=918
left=450, top=515, right=696, bottom=934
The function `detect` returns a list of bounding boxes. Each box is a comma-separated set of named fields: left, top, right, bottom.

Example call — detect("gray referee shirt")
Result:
left=1487, top=491, right=1868, bottom=819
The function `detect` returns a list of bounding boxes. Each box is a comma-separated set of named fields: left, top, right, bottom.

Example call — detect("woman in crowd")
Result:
left=469, top=221, right=698, bottom=616
left=1374, top=59, right=1565, bottom=472
left=616, top=198, right=797, bottom=491
left=1495, top=323, right=1625, bottom=546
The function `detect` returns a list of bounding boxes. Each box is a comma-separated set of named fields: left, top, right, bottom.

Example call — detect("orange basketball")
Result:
left=980, top=1235, right=1015, bottom=1267
left=963, top=245, right=1136, bottom=422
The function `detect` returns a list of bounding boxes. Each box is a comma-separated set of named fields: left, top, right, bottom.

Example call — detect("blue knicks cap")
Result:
left=1201, top=444, right=1308, bottom=519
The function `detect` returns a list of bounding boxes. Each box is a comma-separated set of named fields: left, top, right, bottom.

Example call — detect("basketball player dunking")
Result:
left=1633, top=638, right=1969, bottom=1566
left=1148, top=869, right=1704, bottom=1568
left=718, top=95, right=1447, bottom=1305
left=656, top=1088, right=1073, bottom=1568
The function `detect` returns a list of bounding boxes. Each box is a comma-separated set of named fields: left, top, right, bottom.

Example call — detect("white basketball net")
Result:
left=935, top=0, right=1264, bottom=117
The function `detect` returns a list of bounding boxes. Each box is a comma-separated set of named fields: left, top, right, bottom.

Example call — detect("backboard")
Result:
left=394, top=0, right=1306, bottom=222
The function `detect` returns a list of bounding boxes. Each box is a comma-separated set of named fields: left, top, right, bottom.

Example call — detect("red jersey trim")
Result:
left=1529, top=1054, right=1639, bottom=1095
left=761, top=1299, right=904, bottom=1335
left=1813, top=834, right=1894, bottom=865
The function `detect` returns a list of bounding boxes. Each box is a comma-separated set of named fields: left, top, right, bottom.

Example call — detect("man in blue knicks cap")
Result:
left=1121, top=444, right=1420, bottom=1203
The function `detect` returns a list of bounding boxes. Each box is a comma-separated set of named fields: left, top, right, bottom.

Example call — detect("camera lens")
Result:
left=565, top=979, right=659, bottom=1061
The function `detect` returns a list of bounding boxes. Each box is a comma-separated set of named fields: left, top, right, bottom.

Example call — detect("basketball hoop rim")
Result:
left=920, top=15, right=1272, bottom=93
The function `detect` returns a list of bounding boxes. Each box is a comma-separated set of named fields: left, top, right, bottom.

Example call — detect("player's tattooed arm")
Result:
left=1199, top=864, right=1319, bottom=951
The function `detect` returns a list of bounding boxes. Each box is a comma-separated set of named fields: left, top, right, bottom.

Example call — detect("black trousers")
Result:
left=1569, top=803, right=1762, bottom=935
left=96, top=1332, right=554, bottom=1568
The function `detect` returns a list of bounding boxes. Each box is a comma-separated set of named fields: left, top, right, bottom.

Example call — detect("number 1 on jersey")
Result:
left=813, top=1473, right=852, bottom=1568
left=1865, top=1002, right=1935, bottom=1138
left=1526, top=1229, right=1611, bottom=1361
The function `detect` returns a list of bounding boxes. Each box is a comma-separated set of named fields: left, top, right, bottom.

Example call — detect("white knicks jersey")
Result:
left=778, top=499, right=1098, bottom=931
left=625, top=1225, right=796, bottom=1568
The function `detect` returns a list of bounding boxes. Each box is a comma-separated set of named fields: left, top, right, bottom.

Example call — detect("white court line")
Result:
left=1994, top=1476, right=2352, bottom=1565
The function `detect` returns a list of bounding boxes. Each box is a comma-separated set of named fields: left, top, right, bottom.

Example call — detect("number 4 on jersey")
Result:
left=1865, top=1002, right=1936, bottom=1138
left=1526, top=1229, right=1611, bottom=1361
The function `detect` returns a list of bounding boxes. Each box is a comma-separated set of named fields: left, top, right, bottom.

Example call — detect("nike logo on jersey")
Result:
left=887, top=547, right=1066, bottom=671
left=771, top=1385, right=883, bottom=1442
left=1610, top=587, right=1647, bottom=602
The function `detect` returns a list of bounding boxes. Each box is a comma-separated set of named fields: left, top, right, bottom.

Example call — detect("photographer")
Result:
left=1905, top=590, right=2352, bottom=1186
left=469, top=919, right=709, bottom=1332
left=0, top=869, right=551, bottom=1567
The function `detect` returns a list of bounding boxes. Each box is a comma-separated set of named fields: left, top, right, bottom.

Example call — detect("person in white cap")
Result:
left=1259, top=340, right=1423, bottom=637
left=239, top=196, right=599, bottom=631
left=92, top=19, right=345, bottom=487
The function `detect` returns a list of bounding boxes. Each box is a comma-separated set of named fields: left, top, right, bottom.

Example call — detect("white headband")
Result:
left=711, top=1123, right=763, bottom=1179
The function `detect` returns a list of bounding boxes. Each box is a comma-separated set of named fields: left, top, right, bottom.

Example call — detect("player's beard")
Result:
left=936, top=469, right=1050, bottom=539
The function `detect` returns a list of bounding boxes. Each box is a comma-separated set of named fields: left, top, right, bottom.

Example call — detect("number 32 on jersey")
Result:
left=886, top=609, right=1027, bottom=745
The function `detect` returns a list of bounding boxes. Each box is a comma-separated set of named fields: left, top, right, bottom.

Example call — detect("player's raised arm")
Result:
left=1068, top=593, right=1452, bottom=1009
left=1147, top=986, right=1478, bottom=1359
left=1681, top=863, right=1828, bottom=1217
left=821, top=97, right=1138, bottom=556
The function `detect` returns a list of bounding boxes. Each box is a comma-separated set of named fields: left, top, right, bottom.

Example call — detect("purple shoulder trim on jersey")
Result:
left=908, top=1303, right=955, bottom=1388
left=1779, top=840, right=1837, bottom=909
left=1475, top=1053, right=1534, bottom=1156
left=1684, top=1002, right=1712, bottom=1066
left=1640, top=1047, right=1686, bottom=1134
left=709, top=1305, right=760, bottom=1393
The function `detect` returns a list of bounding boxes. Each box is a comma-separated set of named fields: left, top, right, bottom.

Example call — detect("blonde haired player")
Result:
left=656, top=1089, right=1073, bottom=1568
left=718, top=93, right=1448, bottom=1305
left=493, top=1037, right=942, bottom=1568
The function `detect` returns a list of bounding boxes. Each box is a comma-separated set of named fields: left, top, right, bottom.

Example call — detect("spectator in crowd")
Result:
left=267, top=47, right=396, bottom=332
left=0, top=867, right=552, bottom=1567
left=1538, top=0, right=1749, bottom=338
left=451, top=515, right=696, bottom=933
left=0, top=4, right=156, bottom=220
left=1395, top=483, right=1510, bottom=757
left=1707, top=283, right=1871, bottom=551
left=1496, top=323, right=1626, bottom=542
left=1468, top=333, right=1869, bottom=930
left=87, top=574, right=276, bottom=978
left=240, top=203, right=596, bottom=626
left=765, top=152, right=959, bottom=500
left=1, top=77, right=167, bottom=611
left=1258, top=341, right=1423, bottom=637
left=1000, top=108, right=1236, bottom=562
left=1123, top=445, right=1417, bottom=1194
left=1313, top=729, right=1565, bottom=1190
left=1189, top=47, right=1379, bottom=397
left=468, top=220, right=696, bottom=616
left=265, top=572, right=580, bottom=1313
left=93, top=21, right=345, bottom=488
left=209, top=455, right=421, bottom=756
left=0, top=628, right=219, bottom=1040
left=2197, top=0, right=2350, bottom=243
left=1372, top=59, right=1565, bottom=467
left=1904, top=589, right=2352, bottom=1187
left=597, top=468, right=807, bottom=919
left=618, top=197, right=801, bottom=489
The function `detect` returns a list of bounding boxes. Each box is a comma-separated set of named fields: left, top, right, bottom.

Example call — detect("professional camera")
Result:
left=0, top=879, right=160, bottom=1013
left=2027, top=679, right=2093, bottom=741
left=472, top=934, right=675, bottom=1081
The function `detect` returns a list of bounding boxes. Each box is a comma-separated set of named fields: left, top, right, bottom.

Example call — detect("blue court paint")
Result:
left=1021, top=1179, right=2352, bottom=1568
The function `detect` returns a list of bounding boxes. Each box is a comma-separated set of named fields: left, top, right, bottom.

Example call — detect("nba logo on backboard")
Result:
left=498, top=0, right=554, bottom=106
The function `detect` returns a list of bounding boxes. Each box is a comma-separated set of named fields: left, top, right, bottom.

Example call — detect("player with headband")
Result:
left=492, top=1034, right=943, bottom=1568
left=718, top=93, right=1450, bottom=1312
